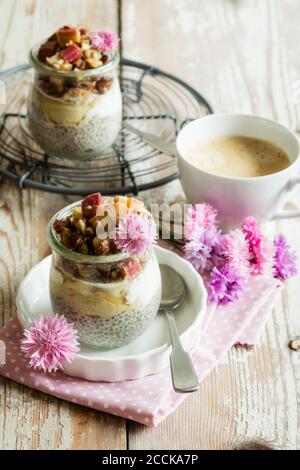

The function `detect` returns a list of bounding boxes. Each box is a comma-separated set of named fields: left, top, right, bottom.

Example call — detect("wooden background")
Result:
left=0, top=0, right=300, bottom=450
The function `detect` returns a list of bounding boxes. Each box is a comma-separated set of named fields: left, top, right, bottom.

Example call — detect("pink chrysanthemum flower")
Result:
left=184, top=227, right=222, bottom=273
left=242, top=216, right=275, bottom=276
left=115, top=214, right=157, bottom=256
left=221, top=229, right=250, bottom=277
left=273, top=234, right=298, bottom=280
left=208, top=264, right=246, bottom=305
left=21, top=315, right=79, bottom=373
left=90, top=29, right=119, bottom=52
left=184, top=203, right=218, bottom=240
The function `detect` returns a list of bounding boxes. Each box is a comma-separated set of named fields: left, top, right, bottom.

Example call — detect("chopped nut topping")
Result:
left=53, top=192, right=148, bottom=258
left=46, top=53, right=62, bottom=69
left=37, top=41, right=58, bottom=63
left=62, top=87, right=90, bottom=103
left=57, top=27, right=81, bottom=46
left=48, top=76, right=65, bottom=95
left=36, top=25, right=119, bottom=73
left=72, top=206, right=83, bottom=218
left=73, top=218, right=86, bottom=235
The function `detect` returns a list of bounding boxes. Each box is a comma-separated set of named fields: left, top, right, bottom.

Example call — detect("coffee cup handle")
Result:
left=272, top=176, right=300, bottom=219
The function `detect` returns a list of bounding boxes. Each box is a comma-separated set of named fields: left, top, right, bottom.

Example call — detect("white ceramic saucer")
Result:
left=16, top=245, right=207, bottom=382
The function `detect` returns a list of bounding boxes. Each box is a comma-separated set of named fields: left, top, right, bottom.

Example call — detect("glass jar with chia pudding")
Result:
left=47, top=193, right=161, bottom=349
left=27, top=26, right=122, bottom=160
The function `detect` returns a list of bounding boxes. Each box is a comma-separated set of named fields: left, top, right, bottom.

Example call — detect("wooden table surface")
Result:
left=0, top=0, right=300, bottom=450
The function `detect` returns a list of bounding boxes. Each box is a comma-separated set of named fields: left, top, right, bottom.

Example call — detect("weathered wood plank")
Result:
left=122, top=0, right=300, bottom=450
left=0, top=0, right=127, bottom=450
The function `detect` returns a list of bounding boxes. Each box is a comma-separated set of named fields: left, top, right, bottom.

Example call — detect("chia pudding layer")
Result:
left=27, top=79, right=122, bottom=160
left=51, top=290, right=161, bottom=349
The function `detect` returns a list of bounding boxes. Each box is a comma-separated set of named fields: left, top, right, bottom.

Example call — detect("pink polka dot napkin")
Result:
left=0, top=275, right=281, bottom=426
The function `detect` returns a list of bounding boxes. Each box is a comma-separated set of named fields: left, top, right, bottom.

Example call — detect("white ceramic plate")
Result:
left=16, top=245, right=207, bottom=382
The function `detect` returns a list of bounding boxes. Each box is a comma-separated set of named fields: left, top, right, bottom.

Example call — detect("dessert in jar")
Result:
left=27, top=26, right=122, bottom=160
left=48, top=192, right=161, bottom=349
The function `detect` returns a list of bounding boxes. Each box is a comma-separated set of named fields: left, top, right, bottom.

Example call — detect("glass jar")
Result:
left=27, top=41, right=122, bottom=160
left=47, top=202, right=162, bottom=349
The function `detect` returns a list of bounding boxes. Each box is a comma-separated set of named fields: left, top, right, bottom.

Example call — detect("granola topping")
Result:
left=38, top=26, right=118, bottom=72
left=34, top=26, right=119, bottom=102
left=53, top=193, right=147, bottom=256
left=52, top=193, right=152, bottom=283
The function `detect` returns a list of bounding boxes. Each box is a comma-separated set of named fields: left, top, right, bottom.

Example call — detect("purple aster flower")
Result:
left=273, top=234, right=298, bottom=280
left=184, top=227, right=222, bottom=273
left=184, top=203, right=218, bottom=240
left=184, top=238, right=212, bottom=273
left=208, top=264, right=246, bottom=305
left=115, top=213, right=157, bottom=256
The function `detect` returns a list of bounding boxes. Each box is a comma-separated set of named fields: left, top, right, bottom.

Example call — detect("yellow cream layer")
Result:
left=50, top=265, right=143, bottom=320
left=31, top=86, right=98, bottom=126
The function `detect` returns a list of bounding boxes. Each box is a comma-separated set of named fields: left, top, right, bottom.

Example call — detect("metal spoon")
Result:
left=123, top=122, right=178, bottom=156
left=159, top=264, right=200, bottom=393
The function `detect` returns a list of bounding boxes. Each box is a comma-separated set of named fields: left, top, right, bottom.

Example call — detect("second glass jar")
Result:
left=28, top=43, right=122, bottom=160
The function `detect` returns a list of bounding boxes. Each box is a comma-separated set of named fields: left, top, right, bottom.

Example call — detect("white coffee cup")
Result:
left=176, top=113, right=300, bottom=227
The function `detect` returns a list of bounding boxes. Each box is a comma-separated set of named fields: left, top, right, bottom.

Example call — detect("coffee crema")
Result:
left=185, top=135, right=290, bottom=177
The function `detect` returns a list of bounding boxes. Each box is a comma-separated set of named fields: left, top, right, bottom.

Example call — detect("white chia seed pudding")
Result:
left=51, top=293, right=161, bottom=349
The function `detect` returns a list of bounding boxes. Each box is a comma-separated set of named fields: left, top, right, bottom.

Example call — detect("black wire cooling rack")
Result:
left=0, top=58, right=212, bottom=195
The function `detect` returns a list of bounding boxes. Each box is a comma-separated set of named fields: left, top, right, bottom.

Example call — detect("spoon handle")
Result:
left=165, top=310, right=200, bottom=393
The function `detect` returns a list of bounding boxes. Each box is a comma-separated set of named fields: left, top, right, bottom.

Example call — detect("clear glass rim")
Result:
left=47, top=199, right=129, bottom=264
left=30, top=39, right=120, bottom=78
